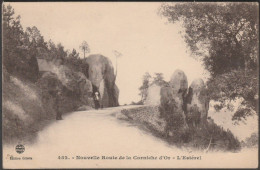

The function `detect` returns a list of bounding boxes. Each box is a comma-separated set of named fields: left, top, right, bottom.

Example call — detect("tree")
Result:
left=3, top=4, right=14, bottom=29
left=3, top=4, right=23, bottom=48
left=65, top=49, right=81, bottom=71
left=139, top=72, right=152, bottom=102
left=152, top=73, right=167, bottom=86
left=3, top=4, right=24, bottom=73
left=56, top=43, right=67, bottom=60
left=25, top=26, right=46, bottom=47
left=160, top=2, right=258, bottom=120
left=160, top=2, right=258, bottom=75
left=79, top=41, right=90, bottom=58
left=69, top=49, right=79, bottom=59
left=2, top=4, right=89, bottom=82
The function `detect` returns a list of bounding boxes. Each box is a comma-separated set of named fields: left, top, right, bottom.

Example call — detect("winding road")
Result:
left=3, top=106, right=257, bottom=168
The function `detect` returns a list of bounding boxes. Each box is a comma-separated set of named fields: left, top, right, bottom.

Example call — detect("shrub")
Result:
left=130, top=100, right=144, bottom=105
left=184, top=122, right=241, bottom=151
left=241, top=132, right=258, bottom=148
left=159, top=93, right=241, bottom=151
left=159, top=96, right=187, bottom=142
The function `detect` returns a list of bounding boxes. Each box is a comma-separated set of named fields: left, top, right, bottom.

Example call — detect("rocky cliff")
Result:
left=85, top=54, right=119, bottom=107
left=37, top=59, right=94, bottom=110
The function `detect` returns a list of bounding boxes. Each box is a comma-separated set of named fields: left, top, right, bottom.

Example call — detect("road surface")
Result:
left=3, top=106, right=258, bottom=168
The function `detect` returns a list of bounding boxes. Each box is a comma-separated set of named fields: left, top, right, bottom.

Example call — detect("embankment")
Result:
left=117, top=105, right=241, bottom=152
left=3, top=69, right=56, bottom=144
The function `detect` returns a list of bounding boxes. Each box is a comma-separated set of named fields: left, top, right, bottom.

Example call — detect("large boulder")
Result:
left=169, top=69, right=188, bottom=114
left=145, top=84, right=161, bottom=105
left=98, top=79, right=109, bottom=107
left=169, top=69, right=188, bottom=94
left=113, top=84, right=120, bottom=106
left=160, top=86, right=175, bottom=107
left=37, top=72, right=63, bottom=97
left=160, top=86, right=187, bottom=135
left=37, top=71, right=91, bottom=114
left=37, top=58, right=55, bottom=72
left=186, top=78, right=209, bottom=127
left=37, top=59, right=94, bottom=107
left=86, top=54, right=115, bottom=87
left=158, top=69, right=189, bottom=136
left=78, top=73, right=93, bottom=106
left=86, top=54, right=119, bottom=107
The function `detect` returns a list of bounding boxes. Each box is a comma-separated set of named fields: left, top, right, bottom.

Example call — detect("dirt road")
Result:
left=3, top=106, right=257, bottom=168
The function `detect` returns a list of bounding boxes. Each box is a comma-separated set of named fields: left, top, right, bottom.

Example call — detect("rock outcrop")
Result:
left=169, top=69, right=188, bottom=93
left=159, top=70, right=188, bottom=134
left=114, top=84, right=120, bottom=106
left=144, top=69, right=209, bottom=134
left=145, top=84, right=161, bottom=105
left=37, top=55, right=119, bottom=108
left=37, top=59, right=94, bottom=108
left=86, top=54, right=119, bottom=107
left=2, top=70, right=56, bottom=143
left=78, top=74, right=93, bottom=106
left=186, top=78, right=209, bottom=127
left=169, top=69, right=188, bottom=115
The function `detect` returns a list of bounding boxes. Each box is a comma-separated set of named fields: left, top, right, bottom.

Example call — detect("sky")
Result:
left=9, top=2, right=209, bottom=105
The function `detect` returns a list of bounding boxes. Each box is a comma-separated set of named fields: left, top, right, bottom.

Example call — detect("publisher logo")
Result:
left=15, top=145, right=25, bottom=154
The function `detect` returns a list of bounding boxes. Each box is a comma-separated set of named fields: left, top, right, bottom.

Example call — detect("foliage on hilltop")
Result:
left=2, top=4, right=93, bottom=143
left=139, top=72, right=168, bottom=102
left=3, top=4, right=90, bottom=80
left=159, top=2, right=259, bottom=121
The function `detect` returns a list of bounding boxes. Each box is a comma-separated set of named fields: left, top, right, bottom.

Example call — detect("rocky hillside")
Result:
left=3, top=67, right=56, bottom=143
left=120, top=69, right=240, bottom=151
left=37, top=59, right=94, bottom=110
left=2, top=4, right=121, bottom=143
left=3, top=52, right=119, bottom=143
left=145, top=69, right=209, bottom=130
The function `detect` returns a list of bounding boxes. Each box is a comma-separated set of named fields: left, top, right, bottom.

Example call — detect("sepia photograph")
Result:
left=2, top=2, right=259, bottom=169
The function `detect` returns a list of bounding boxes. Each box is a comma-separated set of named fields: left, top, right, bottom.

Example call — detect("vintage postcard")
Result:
left=2, top=2, right=259, bottom=169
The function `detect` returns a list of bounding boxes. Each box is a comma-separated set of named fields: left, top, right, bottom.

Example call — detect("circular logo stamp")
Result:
left=15, top=144, right=25, bottom=154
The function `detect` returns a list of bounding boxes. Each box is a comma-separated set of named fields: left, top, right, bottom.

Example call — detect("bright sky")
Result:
left=9, top=2, right=209, bottom=105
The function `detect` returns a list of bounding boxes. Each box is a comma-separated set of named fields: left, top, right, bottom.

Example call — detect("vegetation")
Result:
left=139, top=72, right=152, bottom=102
left=2, top=4, right=92, bottom=143
left=159, top=98, right=240, bottom=151
left=3, top=4, right=91, bottom=81
left=139, top=72, right=168, bottom=102
left=134, top=3, right=257, bottom=150
left=79, top=40, right=90, bottom=58
left=2, top=69, right=56, bottom=143
left=121, top=106, right=241, bottom=151
left=152, top=73, right=168, bottom=86
left=130, top=100, right=144, bottom=105
left=159, top=2, right=258, bottom=121
left=241, top=132, right=258, bottom=148
left=183, top=121, right=241, bottom=151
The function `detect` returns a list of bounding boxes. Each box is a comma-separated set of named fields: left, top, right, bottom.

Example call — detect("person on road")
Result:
left=93, top=91, right=100, bottom=110
left=55, top=90, right=63, bottom=120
